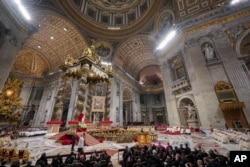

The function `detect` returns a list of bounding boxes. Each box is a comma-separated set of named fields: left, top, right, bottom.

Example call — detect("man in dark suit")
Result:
left=71, top=134, right=76, bottom=152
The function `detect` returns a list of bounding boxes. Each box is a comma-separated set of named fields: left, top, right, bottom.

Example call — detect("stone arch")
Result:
left=236, top=29, right=250, bottom=57
left=24, top=110, right=36, bottom=126
left=177, top=95, right=198, bottom=127
left=177, top=95, right=195, bottom=107
left=13, top=9, right=89, bottom=77
left=112, top=34, right=158, bottom=79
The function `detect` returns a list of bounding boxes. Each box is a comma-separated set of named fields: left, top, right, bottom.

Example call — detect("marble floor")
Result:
left=12, top=130, right=238, bottom=166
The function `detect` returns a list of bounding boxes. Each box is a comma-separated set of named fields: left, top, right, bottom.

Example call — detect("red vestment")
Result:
left=78, top=113, right=84, bottom=122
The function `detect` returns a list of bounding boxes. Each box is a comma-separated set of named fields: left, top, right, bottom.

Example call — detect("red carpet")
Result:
left=84, top=132, right=100, bottom=146
left=49, top=132, right=100, bottom=146
left=106, top=149, right=118, bottom=156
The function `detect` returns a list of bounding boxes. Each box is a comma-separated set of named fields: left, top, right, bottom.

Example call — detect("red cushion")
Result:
left=98, top=138, right=104, bottom=143
left=61, top=140, right=72, bottom=145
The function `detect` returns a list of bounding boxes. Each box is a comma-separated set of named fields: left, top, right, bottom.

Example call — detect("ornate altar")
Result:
left=137, top=132, right=151, bottom=147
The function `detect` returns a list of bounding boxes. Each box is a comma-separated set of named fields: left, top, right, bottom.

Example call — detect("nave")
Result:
left=3, top=130, right=240, bottom=167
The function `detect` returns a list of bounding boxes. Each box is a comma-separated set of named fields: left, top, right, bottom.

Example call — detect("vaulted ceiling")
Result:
left=13, top=12, right=87, bottom=77
left=10, top=0, right=249, bottom=86
left=12, top=0, right=163, bottom=82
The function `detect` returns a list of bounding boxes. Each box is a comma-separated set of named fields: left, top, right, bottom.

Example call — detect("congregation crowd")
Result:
left=121, top=143, right=229, bottom=167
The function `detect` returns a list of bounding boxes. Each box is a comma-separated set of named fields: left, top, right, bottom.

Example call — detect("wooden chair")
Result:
left=3, top=148, right=10, bottom=162
left=10, top=148, right=19, bottom=163
left=18, top=149, right=24, bottom=159
left=7, top=149, right=14, bottom=162
left=21, top=149, right=30, bottom=164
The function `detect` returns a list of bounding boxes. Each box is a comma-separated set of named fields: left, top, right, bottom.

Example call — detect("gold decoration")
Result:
left=60, top=42, right=114, bottom=120
left=215, top=81, right=232, bottom=90
left=220, top=102, right=245, bottom=111
left=65, top=55, right=78, bottom=66
left=0, top=77, right=23, bottom=121
left=184, top=9, right=250, bottom=35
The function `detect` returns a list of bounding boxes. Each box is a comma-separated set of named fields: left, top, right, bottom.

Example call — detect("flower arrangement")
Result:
left=78, top=122, right=87, bottom=128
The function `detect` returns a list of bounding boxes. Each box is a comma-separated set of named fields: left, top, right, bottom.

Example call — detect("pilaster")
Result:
left=184, top=37, right=225, bottom=128
left=214, top=33, right=250, bottom=124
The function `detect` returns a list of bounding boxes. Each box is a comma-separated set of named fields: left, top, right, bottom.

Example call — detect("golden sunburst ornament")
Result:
left=0, top=77, right=24, bottom=117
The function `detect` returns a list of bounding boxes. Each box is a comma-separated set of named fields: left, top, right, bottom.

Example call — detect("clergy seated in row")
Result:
left=0, top=142, right=30, bottom=163
left=9, top=142, right=19, bottom=162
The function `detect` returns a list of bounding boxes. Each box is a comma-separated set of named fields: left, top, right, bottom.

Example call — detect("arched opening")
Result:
left=123, top=88, right=133, bottom=125
left=24, top=110, right=35, bottom=126
left=178, top=97, right=198, bottom=127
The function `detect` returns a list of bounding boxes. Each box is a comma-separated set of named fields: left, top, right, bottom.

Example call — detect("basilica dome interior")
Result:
left=0, top=0, right=250, bottom=130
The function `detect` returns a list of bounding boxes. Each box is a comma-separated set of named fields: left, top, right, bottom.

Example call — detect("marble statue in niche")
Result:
left=202, top=42, right=217, bottom=62
left=184, top=104, right=197, bottom=121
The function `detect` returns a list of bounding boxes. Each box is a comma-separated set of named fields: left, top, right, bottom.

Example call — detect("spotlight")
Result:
left=156, top=30, right=176, bottom=50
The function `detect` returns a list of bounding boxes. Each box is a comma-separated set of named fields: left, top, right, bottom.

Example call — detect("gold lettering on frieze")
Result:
left=184, top=9, right=250, bottom=35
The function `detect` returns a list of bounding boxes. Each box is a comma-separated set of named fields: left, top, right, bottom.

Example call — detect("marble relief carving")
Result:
left=170, top=54, right=192, bottom=96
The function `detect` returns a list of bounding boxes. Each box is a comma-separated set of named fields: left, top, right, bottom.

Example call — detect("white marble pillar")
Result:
left=66, top=79, right=79, bottom=126
left=161, top=63, right=181, bottom=126
left=109, top=78, right=121, bottom=125
left=183, top=41, right=225, bottom=128
left=45, top=81, right=59, bottom=122
left=19, top=82, right=34, bottom=123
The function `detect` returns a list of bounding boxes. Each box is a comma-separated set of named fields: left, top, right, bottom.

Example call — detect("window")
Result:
left=102, top=15, right=109, bottom=24
left=87, top=8, right=95, bottom=19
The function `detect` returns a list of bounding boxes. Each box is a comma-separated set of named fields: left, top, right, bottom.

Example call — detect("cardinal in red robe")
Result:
left=78, top=112, right=84, bottom=122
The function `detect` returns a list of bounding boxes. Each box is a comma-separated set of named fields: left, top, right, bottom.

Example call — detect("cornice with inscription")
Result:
left=183, top=8, right=250, bottom=35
